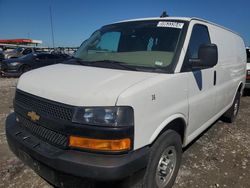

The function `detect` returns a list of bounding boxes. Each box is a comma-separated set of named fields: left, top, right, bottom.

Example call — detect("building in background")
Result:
left=0, top=39, right=42, bottom=47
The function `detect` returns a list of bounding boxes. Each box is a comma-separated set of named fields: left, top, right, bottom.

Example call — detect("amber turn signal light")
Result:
left=69, top=136, right=131, bottom=152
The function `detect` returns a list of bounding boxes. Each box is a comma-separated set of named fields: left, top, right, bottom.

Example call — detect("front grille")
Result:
left=15, top=90, right=74, bottom=121
left=14, top=90, right=75, bottom=148
left=17, top=115, right=68, bottom=148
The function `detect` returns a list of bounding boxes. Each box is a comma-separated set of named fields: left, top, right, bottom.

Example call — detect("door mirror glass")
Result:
left=189, top=43, right=218, bottom=69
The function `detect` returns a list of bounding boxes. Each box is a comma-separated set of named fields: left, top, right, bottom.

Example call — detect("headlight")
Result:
left=73, top=106, right=134, bottom=127
left=9, top=62, right=20, bottom=66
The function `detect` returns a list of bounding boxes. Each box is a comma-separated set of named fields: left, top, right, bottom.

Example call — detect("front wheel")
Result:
left=21, top=65, right=31, bottom=74
left=143, top=130, right=182, bottom=188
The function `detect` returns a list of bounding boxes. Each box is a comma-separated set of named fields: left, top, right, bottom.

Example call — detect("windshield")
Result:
left=14, top=47, right=23, bottom=53
left=247, top=49, right=250, bottom=63
left=74, top=20, right=185, bottom=72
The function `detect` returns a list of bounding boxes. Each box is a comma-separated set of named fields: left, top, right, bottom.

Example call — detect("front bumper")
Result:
left=0, top=65, right=21, bottom=77
left=6, top=113, right=149, bottom=186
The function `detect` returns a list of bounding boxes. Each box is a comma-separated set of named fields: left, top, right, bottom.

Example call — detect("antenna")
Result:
left=160, top=11, right=169, bottom=18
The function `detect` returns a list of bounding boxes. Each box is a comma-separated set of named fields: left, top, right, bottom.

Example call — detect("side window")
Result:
left=187, top=24, right=211, bottom=59
left=95, top=32, right=121, bottom=52
left=182, top=24, right=211, bottom=71
left=23, top=48, right=32, bottom=55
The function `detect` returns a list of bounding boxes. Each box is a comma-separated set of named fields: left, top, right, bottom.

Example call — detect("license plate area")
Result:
left=18, top=149, right=57, bottom=185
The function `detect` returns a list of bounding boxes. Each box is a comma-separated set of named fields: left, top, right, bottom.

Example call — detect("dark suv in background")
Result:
left=0, top=53, right=68, bottom=77
left=3, top=47, right=36, bottom=59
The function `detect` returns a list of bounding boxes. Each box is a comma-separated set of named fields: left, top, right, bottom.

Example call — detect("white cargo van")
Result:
left=6, top=17, right=246, bottom=188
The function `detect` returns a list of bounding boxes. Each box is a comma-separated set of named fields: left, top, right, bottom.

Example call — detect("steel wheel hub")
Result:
left=155, top=146, right=177, bottom=188
left=234, top=99, right=239, bottom=116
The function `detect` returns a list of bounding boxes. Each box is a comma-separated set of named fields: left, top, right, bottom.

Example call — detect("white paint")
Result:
left=17, top=64, right=156, bottom=106
left=17, top=17, right=246, bottom=150
left=157, top=21, right=184, bottom=29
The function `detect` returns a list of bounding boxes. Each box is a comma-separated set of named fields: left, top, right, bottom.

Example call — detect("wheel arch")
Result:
left=149, top=114, right=187, bottom=147
left=18, top=64, right=30, bottom=72
left=231, top=81, right=244, bottom=104
left=237, top=81, right=244, bottom=95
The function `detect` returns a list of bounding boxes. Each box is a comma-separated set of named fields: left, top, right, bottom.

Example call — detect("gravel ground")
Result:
left=0, top=77, right=250, bottom=188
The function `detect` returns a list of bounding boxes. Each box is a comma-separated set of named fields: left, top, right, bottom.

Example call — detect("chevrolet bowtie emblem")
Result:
left=27, top=111, right=40, bottom=122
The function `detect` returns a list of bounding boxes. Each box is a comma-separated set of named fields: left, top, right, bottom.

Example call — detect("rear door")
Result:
left=182, top=22, right=217, bottom=141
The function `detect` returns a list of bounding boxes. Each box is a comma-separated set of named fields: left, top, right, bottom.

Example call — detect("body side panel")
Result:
left=116, top=73, right=189, bottom=150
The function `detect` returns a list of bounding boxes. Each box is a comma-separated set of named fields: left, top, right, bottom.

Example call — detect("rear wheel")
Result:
left=143, top=130, right=182, bottom=188
left=221, top=91, right=240, bottom=123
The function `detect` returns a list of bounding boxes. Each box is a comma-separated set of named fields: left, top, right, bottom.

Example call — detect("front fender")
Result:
left=149, top=113, right=187, bottom=145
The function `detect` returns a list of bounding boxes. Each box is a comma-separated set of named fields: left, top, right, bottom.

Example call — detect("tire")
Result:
left=21, top=65, right=31, bottom=74
left=143, top=130, right=182, bottom=188
left=221, top=91, right=240, bottom=123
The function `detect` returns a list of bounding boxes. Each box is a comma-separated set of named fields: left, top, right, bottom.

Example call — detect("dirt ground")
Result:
left=0, top=77, right=250, bottom=188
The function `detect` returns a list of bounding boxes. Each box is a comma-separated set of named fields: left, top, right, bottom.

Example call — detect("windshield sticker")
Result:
left=155, top=61, right=163, bottom=66
left=157, top=21, right=184, bottom=29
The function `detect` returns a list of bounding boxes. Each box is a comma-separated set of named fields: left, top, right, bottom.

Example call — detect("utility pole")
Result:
left=49, top=5, right=55, bottom=48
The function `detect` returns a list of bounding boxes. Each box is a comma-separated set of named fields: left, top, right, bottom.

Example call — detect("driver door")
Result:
left=183, top=22, right=217, bottom=140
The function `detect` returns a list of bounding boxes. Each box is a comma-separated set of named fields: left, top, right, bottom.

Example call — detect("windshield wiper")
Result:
left=67, top=58, right=138, bottom=71
left=92, top=60, right=138, bottom=71
left=64, top=57, right=92, bottom=65
left=66, top=58, right=169, bottom=73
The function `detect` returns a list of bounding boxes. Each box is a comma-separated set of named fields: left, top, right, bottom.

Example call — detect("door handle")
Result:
left=214, top=70, right=217, bottom=86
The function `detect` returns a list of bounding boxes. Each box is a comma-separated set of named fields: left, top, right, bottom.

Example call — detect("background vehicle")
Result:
left=245, top=48, right=250, bottom=89
left=0, top=53, right=4, bottom=61
left=0, top=53, right=68, bottom=77
left=0, top=48, right=4, bottom=61
left=3, top=47, right=36, bottom=59
left=6, top=17, right=246, bottom=188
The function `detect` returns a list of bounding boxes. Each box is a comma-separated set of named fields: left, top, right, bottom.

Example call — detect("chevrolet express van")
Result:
left=6, top=17, right=246, bottom=188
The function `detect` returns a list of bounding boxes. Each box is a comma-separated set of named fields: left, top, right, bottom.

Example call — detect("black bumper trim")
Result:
left=5, top=113, right=149, bottom=185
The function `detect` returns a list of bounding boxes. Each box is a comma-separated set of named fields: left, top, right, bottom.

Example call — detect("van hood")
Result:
left=17, top=64, right=155, bottom=106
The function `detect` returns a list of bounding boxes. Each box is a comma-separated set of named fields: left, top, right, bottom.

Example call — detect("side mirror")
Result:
left=189, top=44, right=218, bottom=69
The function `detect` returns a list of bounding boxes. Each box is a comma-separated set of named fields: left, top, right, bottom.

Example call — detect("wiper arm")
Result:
left=65, top=58, right=138, bottom=71
left=64, top=57, right=92, bottom=65
left=65, top=58, right=168, bottom=73
left=93, top=60, right=138, bottom=71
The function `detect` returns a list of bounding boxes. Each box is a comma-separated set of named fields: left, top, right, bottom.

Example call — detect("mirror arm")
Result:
left=188, top=58, right=203, bottom=69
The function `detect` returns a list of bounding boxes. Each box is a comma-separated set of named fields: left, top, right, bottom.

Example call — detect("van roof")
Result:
left=116, top=17, right=240, bottom=36
left=117, top=17, right=192, bottom=23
